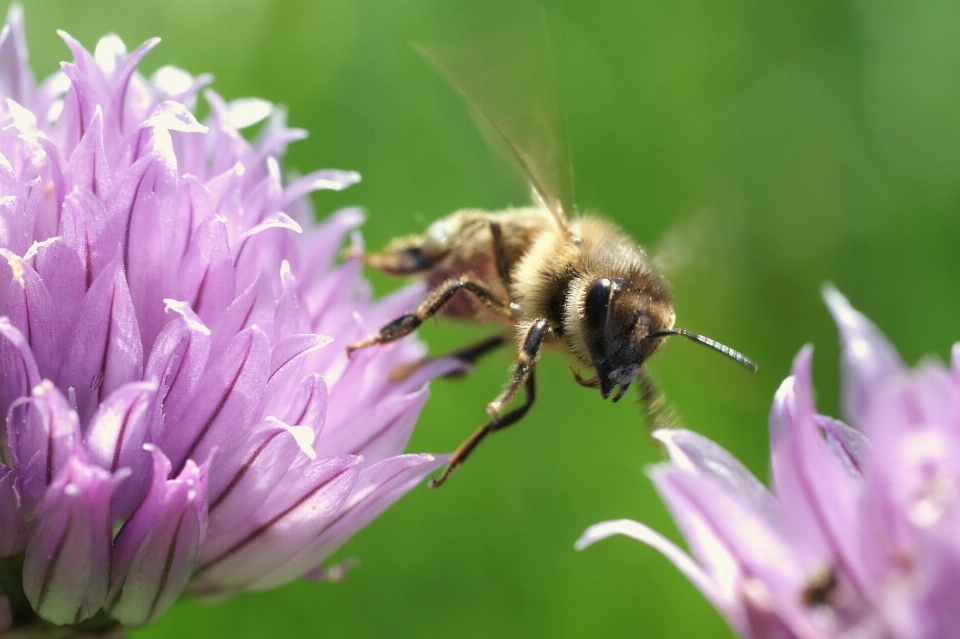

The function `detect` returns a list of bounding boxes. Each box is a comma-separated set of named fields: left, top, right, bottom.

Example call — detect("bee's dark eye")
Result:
left=583, top=277, right=613, bottom=332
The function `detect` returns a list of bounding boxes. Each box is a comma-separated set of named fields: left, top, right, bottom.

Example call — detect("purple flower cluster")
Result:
left=578, top=288, right=960, bottom=639
left=0, top=6, right=450, bottom=633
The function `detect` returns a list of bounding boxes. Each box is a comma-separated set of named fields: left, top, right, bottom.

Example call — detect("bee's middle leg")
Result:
left=486, top=318, right=550, bottom=415
left=429, top=368, right=537, bottom=489
left=428, top=318, right=548, bottom=488
left=346, top=277, right=515, bottom=355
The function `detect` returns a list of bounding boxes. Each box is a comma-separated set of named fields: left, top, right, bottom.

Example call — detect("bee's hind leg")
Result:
left=441, top=334, right=508, bottom=377
left=388, top=334, right=508, bottom=383
left=429, top=318, right=548, bottom=488
left=346, top=232, right=441, bottom=276
left=346, top=277, right=515, bottom=355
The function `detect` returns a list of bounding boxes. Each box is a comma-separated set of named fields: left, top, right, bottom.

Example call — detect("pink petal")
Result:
left=0, top=463, right=25, bottom=556
left=8, top=380, right=81, bottom=515
left=58, top=256, right=143, bottom=424
left=195, top=455, right=358, bottom=591
left=160, top=326, right=269, bottom=472
left=823, top=286, right=904, bottom=428
left=654, top=428, right=777, bottom=521
left=108, top=446, right=207, bottom=625
left=246, top=452, right=446, bottom=590
left=22, top=455, right=125, bottom=624
left=769, top=346, right=871, bottom=595
left=575, top=519, right=739, bottom=631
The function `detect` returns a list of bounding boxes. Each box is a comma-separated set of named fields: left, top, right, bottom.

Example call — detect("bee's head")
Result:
left=573, top=275, right=755, bottom=402
left=574, top=275, right=675, bottom=401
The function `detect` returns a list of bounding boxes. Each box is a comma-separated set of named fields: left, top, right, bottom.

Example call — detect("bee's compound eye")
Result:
left=583, top=277, right=613, bottom=331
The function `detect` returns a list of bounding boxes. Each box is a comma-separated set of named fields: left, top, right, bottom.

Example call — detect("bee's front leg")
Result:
left=637, top=367, right=679, bottom=431
left=428, top=318, right=549, bottom=488
left=346, top=277, right=515, bottom=355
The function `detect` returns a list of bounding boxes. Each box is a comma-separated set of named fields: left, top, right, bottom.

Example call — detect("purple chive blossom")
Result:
left=0, top=5, right=453, bottom=634
left=577, top=287, right=960, bottom=639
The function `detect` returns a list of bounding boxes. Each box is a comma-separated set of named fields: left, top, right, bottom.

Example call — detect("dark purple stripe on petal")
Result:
left=110, top=37, right=160, bottom=134
left=161, top=326, right=269, bottom=473
left=202, top=469, right=349, bottom=569
left=181, top=352, right=245, bottom=464
left=267, top=372, right=327, bottom=438
left=208, top=426, right=288, bottom=512
left=41, top=187, right=112, bottom=324
left=322, top=386, right=428, bottom=466
left=144, top=301, right=211, bottom=435
left=34, top=516, right=72, bottom=613
left=248, top=453, right=446, bottom=590
left=177, top=215, right=236, bottom=325
left=59, top=257, right=144, bottom=425
left=65, top=106, right=111, bottom=198
left=84, top=381, right=157, bottom=517
left=816, top=415, right=868, bottom=479
left=109, top=448, right=207, bottom=625
left=207, top=275, right=273, bottom=356
left=0, top=317, right=42, bottom=427
left=148, top=510, right=186, bottom=620
left=264, top=334, right=330, bottom=403
left=23, top=455, right=123, bottom=624
left=9, top=381, right=80, bottom=516
left=0, top=250, right=62, bottom=383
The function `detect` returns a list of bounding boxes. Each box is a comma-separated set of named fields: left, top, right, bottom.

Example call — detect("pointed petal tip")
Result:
left=575, top=518, right=720, bottom=610
left=651, top=428, right=701, bottom=466
left=822, top=284, right=858, bottom=330
left=575, top=519, right=640, bottom=550
left=791, top=343, right=814, bottom=375
left=6, top=3, right=23, bottom=20
left=822, top=286, right=905, bottom=424
left=334, top=206, right=366, bottom=226
left=651, top=427, right=693, bottom=446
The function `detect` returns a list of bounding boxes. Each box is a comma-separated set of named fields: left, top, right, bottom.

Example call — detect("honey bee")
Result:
left=346, top=16, right=756, bottom=488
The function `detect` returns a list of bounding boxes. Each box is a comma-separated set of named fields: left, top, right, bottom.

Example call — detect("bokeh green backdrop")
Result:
left=9, top=1, right=960, bottom=637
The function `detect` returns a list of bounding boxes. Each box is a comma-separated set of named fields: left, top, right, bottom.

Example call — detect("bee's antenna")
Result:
left=646, top=328, right=757, bottom=373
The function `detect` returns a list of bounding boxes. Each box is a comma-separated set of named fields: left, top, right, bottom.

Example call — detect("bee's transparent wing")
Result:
left=413, top=6, right=574, bottom=230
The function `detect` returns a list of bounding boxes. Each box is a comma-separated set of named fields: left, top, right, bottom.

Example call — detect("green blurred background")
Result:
left=10, top=0, right=960, bottom=637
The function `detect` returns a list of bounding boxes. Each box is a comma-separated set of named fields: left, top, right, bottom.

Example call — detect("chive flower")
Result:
left=0, top=5, right=450, bottom=633
left=578, top=288, right=960, bottom=639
